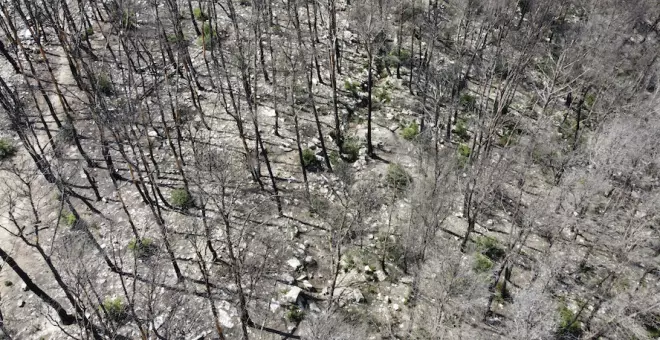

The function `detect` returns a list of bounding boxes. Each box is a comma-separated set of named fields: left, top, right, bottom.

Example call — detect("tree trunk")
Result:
left=367, top=53, right=375, bottom=157
left=0, top=246, right=76, bottom=326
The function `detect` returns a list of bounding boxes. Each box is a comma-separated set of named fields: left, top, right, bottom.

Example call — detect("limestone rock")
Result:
left=287, top=258, right=302, bottom=270
left=283, top=286, right=302, bottom=304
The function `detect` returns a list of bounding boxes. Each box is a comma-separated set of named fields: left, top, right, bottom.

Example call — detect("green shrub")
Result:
left=460, top=93, right=476, bottom=111
left=494, top=281, right=511, bottom=303
left=301, top=148, right=318, bottom=168
left=457, top=143, right=471, bottom=158
left=196, top=23, right=217, bottom=48
left=329, top=150, right=340, bottom=165
left=494, top=59, right=509, bottom=79
left=193, top=7, right=208, bottom=21
left=0, top=138, right=17, bottom=160
left=473, top=253, right=493, bottom=272
left=96, top=73, right=113, bottom=96
left=61, top=210, right=77, bottom=226
left=202, top=22, right=214, bottom=36
left=386, top=163, right=411, bottom=190
left=57, top=121, right=76, bottom=144
left=344, top=79, right=360, bottom=98
left=584, top=93, right=596, bottom=108
left=400, top=121, right=419, bottom=141
left=391, top=48, right=411, bottom=64
left=128, top=238, right=157, bottom=258
left=120, top=10, right=137, bottom=30
left=476, top=236, right=505, bottom=261
left=558, top=303, right=582, bottom=337
left=498, top=131, right=518, bottom=146
left=285, top=306, right=305, bottom=323
left=167, top=33, right=187, bottom=43
left=559, top=117, right=576, bottom=138
left=100, top=297, right=127, bottom=322
left=81, top=27, right=94, bottom=39
left=341, top=137, right=360, bottom=163
left=454, top=120, right=470, bottom=141
left=171, top=188, right=193, bottom=209
left=375, top=87, right=391, bottom=103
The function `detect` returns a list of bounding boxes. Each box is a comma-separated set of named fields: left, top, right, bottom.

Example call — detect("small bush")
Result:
left=457, top=143, right=471, bottom=158
left=0, top=138, right=17, bottom=160
left=120, top=10, right=137, bottom=30
left=473, top=253, right=493, bottom=273
left=400, top=121, right=419, bottom=141
left=202, top=22, right=214, bottom=36
left=171, top=188, right=193, bottom=209
left=128, top=238, right=157, bottom=258
left=494, top=281, right=512, bottom=303
left=96, top=73, right=113, bottom=96
left=391, top=48, right=411, bottom=64
left=494, top=59, right=509, bottom=79
left=558, top=303, right=582, bottom=337
left=454, top=120, right=470, bottom=141
left=341, top=137, right=360, bottom=163
left=498, top=131, right=517, bottom=146
left=57, top=121, right=76, bottom=144
left=61, top=210, right=77, bottom=226
left=81, top=27, right=94, bottom=40
left=197, top=22, right=217, bottom=48
left=167, top=33, right=187, bottom=43
left=344, top=79, right=360, bottom=98
left=301, top=148, right=318, bottom=169
left=100, top=297, right=127, bottom=322
left=476, top=236, right=505, bottom=261
left=460, top=93, right=476, bottom=111
left=193, top=8, right=208, bottom=21
left=375, top=87, right=391, bottom=103
left=386, top=163, right=411, bottom=190
left=329, top=150, right=340, bottom=165
left=285, top=306, right=305, bottom=323
left=584, top=93, right=596, bottom=108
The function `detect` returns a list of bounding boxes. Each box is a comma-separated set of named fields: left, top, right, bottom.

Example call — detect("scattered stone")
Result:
left=384, top=295, right=391, bottom=303
left=309, top=302, right=321, bottom=313
left=281, top=274, right=295, bottom=285
left=297, top=274, right=308, bottom=282
left=284, top=286, right=302, bottom=304
left=304, top=256, right=316, bottom=266
left=301, top=280, right=314, bottom=290
left=364, top=265, right=373, bottom=273
left=367, top=234, right=374, bottom=240
left=392, top=303, right=400, bottom=311
left=287, top=258, right=302, bottom=270
left=270, top=299, right=281, bottom=313
left=17, top=300, right=25, bottom=308
left=148, top=130, right=158, bottom=138
left=399, top=276, right=413, bottom=284
left=21, top=283, right=28, bottom=291
left=258, top=106, right=276, bottom=117
left=374, top=270, right=388, bottom=282
left=334, top=287, right=364, bottom=304
left=290, top=227, right=300, bottom=240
